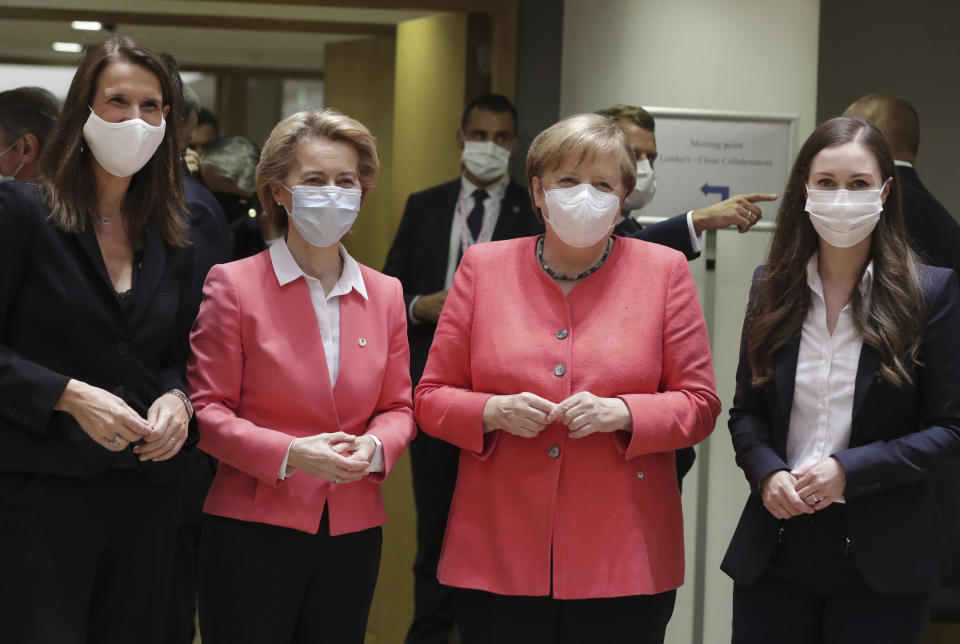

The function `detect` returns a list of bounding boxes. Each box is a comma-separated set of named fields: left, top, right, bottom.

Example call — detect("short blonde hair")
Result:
left=256, top=108, right=380, bottom=234
left=526, top=113, right=637, bottom=222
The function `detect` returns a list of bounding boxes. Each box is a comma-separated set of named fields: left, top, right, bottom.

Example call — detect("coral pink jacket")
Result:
left=415, top=236, right=721, bottom=598
left=188, top=251, right=415, bottom=536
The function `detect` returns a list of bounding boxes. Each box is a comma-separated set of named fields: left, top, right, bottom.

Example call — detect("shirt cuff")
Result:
left=686, top=211, right=703, bottom=254
left=366, top=435, right=385, bottom=473
left=278, top=438, right=296, bottom=480
left=408, top=295, right=423, bottom=325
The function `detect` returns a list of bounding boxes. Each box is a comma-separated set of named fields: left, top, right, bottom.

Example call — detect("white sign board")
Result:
left=635, top=108, right=796, bottom=223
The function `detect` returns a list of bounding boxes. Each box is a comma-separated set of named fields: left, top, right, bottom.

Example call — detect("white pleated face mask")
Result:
left=622, top=158, right=656, bottom=212
left=82, top=108, right=166, bottom=177
left=461, top=140, right=511, bottom=183
left=543, top=183, right=621, bottom=248
left=805, top=184, right=885, bottom=248
left=284, top=184, right=362, bottom=248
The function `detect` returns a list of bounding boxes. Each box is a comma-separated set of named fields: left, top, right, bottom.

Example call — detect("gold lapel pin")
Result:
left=358, top=337, right=367, bottom=347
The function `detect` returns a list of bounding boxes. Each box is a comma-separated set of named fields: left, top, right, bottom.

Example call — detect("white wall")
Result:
left=560, top=2, right=820, bottom=643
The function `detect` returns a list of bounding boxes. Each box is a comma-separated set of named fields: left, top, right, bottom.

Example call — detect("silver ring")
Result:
left=109, top=435, right=123, bottom=448
left=168, top=436, right=176, bottom=443
left=811, top=494, right=821, bottom=504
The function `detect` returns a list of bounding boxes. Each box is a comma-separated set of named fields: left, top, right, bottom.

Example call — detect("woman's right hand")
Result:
left=482, top=393, right=557, bottom=438
left=54, top=379, right=152, bottom=451
left=287, top=432, right=370, bottom=483
left=760, top=470, right=815, bottom=519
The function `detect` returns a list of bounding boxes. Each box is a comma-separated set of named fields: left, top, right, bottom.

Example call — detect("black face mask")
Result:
left=211, top=191, right=260, bottom=224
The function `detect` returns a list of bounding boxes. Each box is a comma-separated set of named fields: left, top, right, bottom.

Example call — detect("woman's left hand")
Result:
left=134, top=393, right=190, bottom=462
left=793, top=456, right=847, bottom=510
left=547, top=392, right=631, bottom=438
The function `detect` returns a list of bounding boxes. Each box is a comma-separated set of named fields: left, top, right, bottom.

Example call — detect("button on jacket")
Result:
left=415, top=236, right=721, bottom=599
left=187, top=249, right=416, bottom=536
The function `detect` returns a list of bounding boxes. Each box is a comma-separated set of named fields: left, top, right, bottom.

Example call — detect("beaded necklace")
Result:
left=536, top=236, right=613, bottom=281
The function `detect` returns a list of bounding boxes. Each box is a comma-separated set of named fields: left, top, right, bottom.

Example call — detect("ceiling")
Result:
left=0, top=0, right=440, bottom=74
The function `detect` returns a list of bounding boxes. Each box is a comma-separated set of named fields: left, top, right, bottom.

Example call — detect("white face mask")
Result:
left=83, top=108, right=166, bottom=177
left=284, top=184, right=361, bottom=248
left=622, top=159, right=656, bottom=212
left=805, top=185, right=885, bottom=248
left=0, top=138, right=24, bottom=182
left=461, top=140, right=511, bottom=183
left=543, top=183, right=621, bottom=248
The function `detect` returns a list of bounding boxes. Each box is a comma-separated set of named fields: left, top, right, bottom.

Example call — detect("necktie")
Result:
left=467, top=189, right=488, bottom=240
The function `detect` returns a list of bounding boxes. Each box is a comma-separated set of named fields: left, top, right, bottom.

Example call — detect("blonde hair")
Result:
left=525, top=113, right=636, bottom=222
left=256, top=108, right=379, bottom=234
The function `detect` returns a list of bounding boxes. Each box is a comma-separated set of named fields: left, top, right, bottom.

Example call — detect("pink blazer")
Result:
left=415, top=236, right=721, bottom=599
left=187, top=250, right=415, bottom=536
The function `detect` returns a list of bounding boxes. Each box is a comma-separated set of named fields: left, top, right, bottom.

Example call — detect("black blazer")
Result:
left=722, top=264, right=960, bottom=595
left=184, top=172, right=232, bottom=320
left=0, top=181, right=194, bottom=480
left=898, top=165, right=960, bottom=278
left=618, top=212, right=700, bottom=260
left=383, top=178, right=541, bottom=384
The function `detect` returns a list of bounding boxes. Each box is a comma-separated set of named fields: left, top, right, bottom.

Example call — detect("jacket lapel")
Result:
left=852, top=343, right=882, bottom=419
left=332, top=290, right=371, bottom=423
left=130, top=223, right=165, bottom=326
left=75, top=223, right=115, bottom=296
left=774, top=335, right=801, bottom=429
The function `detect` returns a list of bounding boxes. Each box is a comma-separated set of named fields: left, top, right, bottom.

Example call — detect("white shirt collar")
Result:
left=460, top=171, right=509, bottom=198
left=269, top=237, right=368, bottom=300
left=894, top=160, right=914, bottom=168
left=805, top=252, right=874, bottom=303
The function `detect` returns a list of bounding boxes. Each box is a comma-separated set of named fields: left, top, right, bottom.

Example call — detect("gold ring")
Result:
left=109, top=435, right=123, bottom=448
left=334, top=475, right=340, bottom=484
left=811, top=494, right=821, bottom=504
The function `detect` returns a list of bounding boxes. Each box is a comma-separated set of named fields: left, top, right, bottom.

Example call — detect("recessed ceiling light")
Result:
left=71, top=21, right=102, bottom=31
left=52, top=42, right=83, bottom=53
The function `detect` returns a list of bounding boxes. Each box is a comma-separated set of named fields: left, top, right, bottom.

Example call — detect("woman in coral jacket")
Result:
left=187, top=109, right=416, bottom=644
left=414, top=113, right=722, bottom=644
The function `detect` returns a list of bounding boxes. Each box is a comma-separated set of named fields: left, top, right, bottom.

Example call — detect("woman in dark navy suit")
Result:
left=723, top=116, right=960, bottom=644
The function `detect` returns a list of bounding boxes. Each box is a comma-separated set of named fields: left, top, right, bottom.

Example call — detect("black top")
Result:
left=0, top=180, right=194, bottom=480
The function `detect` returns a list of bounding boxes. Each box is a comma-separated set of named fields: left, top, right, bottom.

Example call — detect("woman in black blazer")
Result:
left=0, top=37, right=194, bottom=643
left=723, top=116, right=960, bottom=644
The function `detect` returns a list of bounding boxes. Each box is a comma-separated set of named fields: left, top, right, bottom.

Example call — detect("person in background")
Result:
left=597, top=104, right=775, bottom=254
left=415, top=113, right=721, bottom=644
left=0, top=86, right=60, bottom=182
left=0, top=36, right=194, bottom=643
left=180, top=86, right=202, bottom=175
left=189, top=106, right=219, bottom=156
left=188, top=108, right=416, bottom=644
left=159, top=51, right=233, bottom=644
left=199, top=135, right=275, bottom=258
left=722, top=116, right=960, bottom=643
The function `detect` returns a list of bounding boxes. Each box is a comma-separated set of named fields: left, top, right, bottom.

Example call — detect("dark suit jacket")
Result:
left=898, top=165, right=960, bottom=277
left=0, top=181, right=194, bottom=481
left=383, top=178, right=541, bottom=384
left=184, top=166, right=232, bottom=320
left=618, top=213, right=700, bottom=260
left=722, top=264, right=960, bottom=595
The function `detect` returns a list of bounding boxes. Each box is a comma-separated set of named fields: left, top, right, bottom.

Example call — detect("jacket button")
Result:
left=556, top=328, right=568, bottom=339
left=637, top=470, right=644, bottom=479
left=117, top=342, right=128, bottom=356
left=547, top=445, right=561, bottom=458
left=553, top=364, right=565, bottom=377
left=113, top=386, right=126, bottom=398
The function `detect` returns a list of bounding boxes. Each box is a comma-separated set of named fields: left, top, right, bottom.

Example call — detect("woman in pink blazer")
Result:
left=187, top=109, right=415, bottom=644
left=415, top=113, right=721, bottom=644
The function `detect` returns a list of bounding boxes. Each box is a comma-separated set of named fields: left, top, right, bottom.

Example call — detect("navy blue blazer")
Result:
left=722, top=264, right=960, bottom=595
left=618, top=213, right=700, bottom=260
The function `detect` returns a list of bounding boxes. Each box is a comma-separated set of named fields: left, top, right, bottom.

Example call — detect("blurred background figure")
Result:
left=189, top=106, right=219, bottom=156
left=0, top=86, right=60, bottom=181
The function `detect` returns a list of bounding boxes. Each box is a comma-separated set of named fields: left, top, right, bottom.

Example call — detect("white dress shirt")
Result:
left=408, top=172, right=510, bottom=323
left=269, top=238, right=383, bottom=478
left=787, top=253, right=873, bottom=477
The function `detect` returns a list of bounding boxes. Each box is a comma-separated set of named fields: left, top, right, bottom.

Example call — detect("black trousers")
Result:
left=0, top=469, right=182, bottom=644
left=198, top=511, right=382, bottom=644
left=452, top=587, right=676, bottom=644
left=406, top=432, right=461, bottom=644
left=733, top=504, right=929, bottom=644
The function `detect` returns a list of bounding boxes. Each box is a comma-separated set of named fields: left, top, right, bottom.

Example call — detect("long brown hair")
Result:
left=747, top=116, right=923, bottom=386
left=38, top=36, right=186, bottom=247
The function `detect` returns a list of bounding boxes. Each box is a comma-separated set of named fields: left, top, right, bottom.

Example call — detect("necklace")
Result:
left=536, top=236, right=612, bottom=281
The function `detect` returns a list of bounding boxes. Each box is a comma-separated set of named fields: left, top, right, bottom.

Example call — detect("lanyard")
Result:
left=458, top=181, right=504, bottom=256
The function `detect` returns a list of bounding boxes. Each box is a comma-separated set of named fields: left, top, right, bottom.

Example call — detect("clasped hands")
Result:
left=481, top=391, right=630, bottom=439
left=760, top=457, right=847, bottom=520
left=287, top=432, right=377, bottom=484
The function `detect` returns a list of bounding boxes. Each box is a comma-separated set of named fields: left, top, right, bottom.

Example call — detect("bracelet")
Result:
left=165, top=389, right=194, bottom=420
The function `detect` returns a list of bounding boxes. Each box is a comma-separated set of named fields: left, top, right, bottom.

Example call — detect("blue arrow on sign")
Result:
left=701, top=182, right=730, bottom=201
